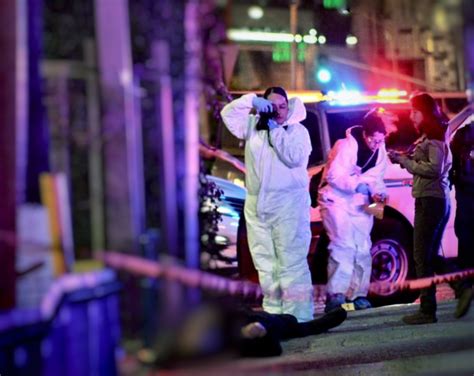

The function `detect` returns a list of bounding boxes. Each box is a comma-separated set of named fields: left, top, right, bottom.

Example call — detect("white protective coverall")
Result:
left=318, top=126, right=388, bottom=300
left=221, top=93, right=314, bottom=322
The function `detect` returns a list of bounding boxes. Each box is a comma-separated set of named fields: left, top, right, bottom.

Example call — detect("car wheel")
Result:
left=368, top=217, right=419, bottom=306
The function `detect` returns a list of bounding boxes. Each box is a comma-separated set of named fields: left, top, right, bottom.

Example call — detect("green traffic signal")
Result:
left=323, top=0, right=347, bottom=9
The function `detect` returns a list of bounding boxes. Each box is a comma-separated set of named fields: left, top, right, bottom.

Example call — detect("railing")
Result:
left=0, top=270, right=121, bottom=376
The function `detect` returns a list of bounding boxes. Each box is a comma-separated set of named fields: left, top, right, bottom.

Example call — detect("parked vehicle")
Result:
left=205, top=174, right=246, bottom=263
left=204, top=91, right=472, bottom=306
left=200, top=143, right=246, bottom=268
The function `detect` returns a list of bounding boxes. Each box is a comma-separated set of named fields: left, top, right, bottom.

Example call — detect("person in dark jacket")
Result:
left=449, top=119, right=474, bottom=316
left=389, top=93, right=472, bottom=324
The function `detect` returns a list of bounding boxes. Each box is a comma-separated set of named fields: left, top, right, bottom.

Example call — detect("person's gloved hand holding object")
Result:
left=388, top=150, right=402, bottom=164
left=372, top=192, right=387, bottom=203
left=267, top=119, right=279, bottom=130
left=355, top=183, right=371, bottom=195
left=252, top=96, right=273, bottom=113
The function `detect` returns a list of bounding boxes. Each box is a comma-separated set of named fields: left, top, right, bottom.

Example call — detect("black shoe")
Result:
left=324, top=293, right=346, bottom=313
left=303, top=307, right=347, bottom=335
left=402, top=311, right=437, bottom=325
left=455, top=287, right=473, bottom=319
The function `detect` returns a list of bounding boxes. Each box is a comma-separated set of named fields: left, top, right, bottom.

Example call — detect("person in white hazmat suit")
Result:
left=220, top=87, right=314, bottom=322
left=317, top=109, right=388, bottom=312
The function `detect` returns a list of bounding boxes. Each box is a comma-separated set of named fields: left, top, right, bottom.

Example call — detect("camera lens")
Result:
left=256, top=106, right=278, bottom=131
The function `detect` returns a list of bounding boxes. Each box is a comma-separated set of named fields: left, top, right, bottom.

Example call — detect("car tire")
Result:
left=368, top=217, right=419, bottom=306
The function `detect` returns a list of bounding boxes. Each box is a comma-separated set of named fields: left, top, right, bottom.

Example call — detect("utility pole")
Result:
left=290, top=0, right=299, bottom=90
left=464, top=0, right=474, bottom=102
left=84, top=40, right=105, bottom=253
left=94, top=0, right=145, bottom=252
left=150, top=41, right=178, bottom=259
left=183, top=0, right=201, bottom=276
left=0, top=0, right=29, bottom=308
left=26, top=0, right=49, bottom=204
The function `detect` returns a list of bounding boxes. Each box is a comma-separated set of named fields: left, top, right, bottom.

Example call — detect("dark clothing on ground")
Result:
left=151, top=303, right=347, bottom=367
left=239, top=307, right=347, bottom=357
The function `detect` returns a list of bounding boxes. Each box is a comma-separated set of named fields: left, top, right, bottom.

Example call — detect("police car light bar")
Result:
left=326, top=88, right=409, bottom=106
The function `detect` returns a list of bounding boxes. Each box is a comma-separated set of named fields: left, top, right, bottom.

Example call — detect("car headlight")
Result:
left=214, top=235, right=229, bottom=245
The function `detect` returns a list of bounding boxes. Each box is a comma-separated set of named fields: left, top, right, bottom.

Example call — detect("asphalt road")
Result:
left=121, top=285, right=474, bottom=376
left=267, top=300, right=474, bottom=376
left=149, top=294, right=473, bottom=375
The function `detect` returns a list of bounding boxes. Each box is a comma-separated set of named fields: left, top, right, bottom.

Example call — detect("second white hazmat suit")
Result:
left=318, top=126, right=388, bottom=301
left=221, top=93, right=314, bottom=322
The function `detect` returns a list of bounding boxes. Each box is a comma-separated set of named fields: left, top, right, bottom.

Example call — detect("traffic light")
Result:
left=323, top=0, right=347, bottom=9
left=315, top=54, right=332, bottom=84
left=316, top=67, right=332, bottom=83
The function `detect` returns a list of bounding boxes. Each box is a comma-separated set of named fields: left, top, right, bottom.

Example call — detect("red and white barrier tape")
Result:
left=369, top=268, right=474, bottom=294
left=99, top=251, right=263, bottom=299
left=100, top=251, right=474, bottom=300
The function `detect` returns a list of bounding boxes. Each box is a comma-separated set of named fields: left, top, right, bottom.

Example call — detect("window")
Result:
left=302, top=110, right=324, bottom=167
left=326, top=110, right=367, bottom=145
left=325, top=108, right=418, bottom=154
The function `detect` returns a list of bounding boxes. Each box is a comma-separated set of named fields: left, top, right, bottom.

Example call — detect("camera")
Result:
left=256, top=105, right=278, bottom=131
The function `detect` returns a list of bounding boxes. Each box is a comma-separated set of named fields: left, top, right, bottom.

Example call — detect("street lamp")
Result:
left=248, top=6, right=263, bottom=20
left=290, top=0, right=300, bottom=89
left=316, top=67, right=332, bottom=83
left=346, top=35, right=358, bottom=46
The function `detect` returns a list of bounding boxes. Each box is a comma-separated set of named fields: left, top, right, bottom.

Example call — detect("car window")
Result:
left=220, top=123, right=245, bottom=158
left=325, top=108, right=419, bottom=154
left=326, top=110, right=368, bottom=145
left=301, top=110, right=324, bottom=167
left=444, top=97, right=469, bottom=117
left=209, top=157, right=245, bottom=187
